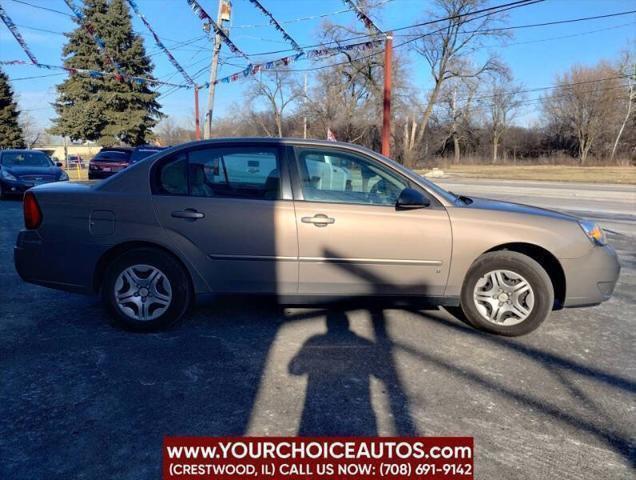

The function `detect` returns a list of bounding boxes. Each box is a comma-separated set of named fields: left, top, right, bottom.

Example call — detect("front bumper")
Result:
left=560, top=244, right=621, bottom=307
left=1, top=177, right=63, bottom=195
left=1, top=178, right=34, bottom=195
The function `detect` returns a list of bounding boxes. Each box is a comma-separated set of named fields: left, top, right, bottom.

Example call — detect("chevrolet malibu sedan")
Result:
left=14, top=139, right=620, bottom=335
left=0, top=149, right=68, bottom=198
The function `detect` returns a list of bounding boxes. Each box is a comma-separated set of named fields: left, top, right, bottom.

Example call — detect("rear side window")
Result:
left=159, top=153, right=188, bottom=195
left=155, top=146, right=281, bottom=200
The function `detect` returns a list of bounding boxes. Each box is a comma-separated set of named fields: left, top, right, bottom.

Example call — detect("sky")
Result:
left=0, top=0, right=634, bottom=134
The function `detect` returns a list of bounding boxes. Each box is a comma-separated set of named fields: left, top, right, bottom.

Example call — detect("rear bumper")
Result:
left=88, top=170, right=115, bottom=179
left=14, top=230, right=99, bottom=294
left=560, top=244, right=621, bottom=308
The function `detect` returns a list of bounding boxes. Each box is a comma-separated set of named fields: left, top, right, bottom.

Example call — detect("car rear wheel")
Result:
left=102, top=247, right=192, bottom=331
left=458, top=251, right=554, bottom=336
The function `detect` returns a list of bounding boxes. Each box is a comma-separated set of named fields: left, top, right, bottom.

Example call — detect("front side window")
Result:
left=296, top=148, right=407, bottom=206
left=155, top=146, right=281, bottom=200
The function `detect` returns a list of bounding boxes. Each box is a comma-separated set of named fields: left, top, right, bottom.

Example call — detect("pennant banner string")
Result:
left=0, top=59, right=190, bottom=89
left=246, top=0, right=303, bottom=54
left=342, top=0, right=384, bottom=36
left=185, top=0, right=251, bottom=62
left=126, top=0, right=194, bottom=85
left=209, top=39, right=382, bottom=86
left=0, top=5, right=39, bottom=64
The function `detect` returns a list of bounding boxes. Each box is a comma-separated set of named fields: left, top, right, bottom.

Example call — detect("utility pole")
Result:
left=194, top=85, right=201, bottom=140
left=303, top=73, right=308, bottom=139
left=204, top=0, right=231, bottom=139
left=381, top=33, right=393, bottom=157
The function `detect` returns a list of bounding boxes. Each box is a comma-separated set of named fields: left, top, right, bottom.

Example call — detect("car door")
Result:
left=151, top=143, right=298, bottom=295
left=291, top=146, right=452, bottom=297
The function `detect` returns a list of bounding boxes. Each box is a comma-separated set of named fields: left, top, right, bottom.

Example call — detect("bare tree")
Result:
left=155, top=116, right=197, bottom=146
left=482, top=75, right=524, bottom=163
left=542, top=62, right=624, bottom=164
left=438, top=76, right=478, bottom=163
left=20, top=112, right=44, bottom=148
left=411, top=0, right=508, bottom=154
left=610, top=49, right=635, bottom=163
left=247, top=69, right=302, bottom=137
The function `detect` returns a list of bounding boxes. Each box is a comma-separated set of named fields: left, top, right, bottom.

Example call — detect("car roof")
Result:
left=134, top=145, right=164, bottom=150
left=159, top=137, right=381, bottom=156
left=1, top=149, right=48, bottom=153
left=98, top=147, right=133, bottom=152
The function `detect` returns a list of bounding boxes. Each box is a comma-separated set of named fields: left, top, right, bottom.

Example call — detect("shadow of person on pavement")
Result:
left=288, top=309, right=418, bottom=436
left=289, top=311, right=381, bottom=435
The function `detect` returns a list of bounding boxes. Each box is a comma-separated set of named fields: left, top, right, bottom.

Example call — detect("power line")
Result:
left=10, top=72, right=66, bottom=81
left=447, top=76, right=631, bottom=111
left=231, top=0, right=395, bottom=29
left=394, top=9, right=636, bottom=36
left=8, top=0, right=72, bottom=17
left=486, top=21, right=636, bottom=48
left=266, top=8, right=636, bottom=74
left=225, top=0, right=543, bottom=60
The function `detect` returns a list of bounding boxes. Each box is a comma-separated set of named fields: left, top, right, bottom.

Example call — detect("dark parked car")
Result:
left=0, top=149, right=68, bottom=199
left=88, top=146, right=165, bottom=179
left=66, top=154, right=85, bottom=168
left=14, top=138, right=620, bottom=335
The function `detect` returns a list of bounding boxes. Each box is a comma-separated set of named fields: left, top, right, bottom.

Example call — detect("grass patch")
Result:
left=418, top=165, right=636, bottom=184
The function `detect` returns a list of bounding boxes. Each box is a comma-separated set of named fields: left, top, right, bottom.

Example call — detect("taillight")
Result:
left=23, top=192, right=42, bottom=230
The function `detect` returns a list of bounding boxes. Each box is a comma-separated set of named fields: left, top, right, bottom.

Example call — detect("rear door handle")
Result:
left=171, top=209, right=205, bottom=220
left=301, top=214, right=335, bottom=227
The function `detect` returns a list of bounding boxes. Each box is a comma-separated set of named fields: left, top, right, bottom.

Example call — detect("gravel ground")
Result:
left=1, top=191, right=634, bottom=479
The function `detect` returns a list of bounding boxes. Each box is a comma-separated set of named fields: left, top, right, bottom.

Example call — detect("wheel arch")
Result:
left=92, top=241, right=196, bottom=295
left=484, top=242, right=566, bottom=309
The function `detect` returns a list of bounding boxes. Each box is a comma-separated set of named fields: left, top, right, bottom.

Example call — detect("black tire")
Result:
left=458, top=251, right=554, bottom=336
left=102, top=247, right=192, bottom=331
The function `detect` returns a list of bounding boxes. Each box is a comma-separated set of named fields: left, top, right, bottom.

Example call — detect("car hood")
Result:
left=2, top=165, right=62, bottom=177
left=461, top=196, right=580, bottom=222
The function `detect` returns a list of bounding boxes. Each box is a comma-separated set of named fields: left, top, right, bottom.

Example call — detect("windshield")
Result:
left=1, top=151, right=53, bottom=168
left=92, top=150, right=132, bottom=163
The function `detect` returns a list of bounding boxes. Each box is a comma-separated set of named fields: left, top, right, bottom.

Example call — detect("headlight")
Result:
left=579, top=220, right=607, bottom=246
left=59, top=171, right=69, bottom=181
left=1, top=169, right=17, bottom=181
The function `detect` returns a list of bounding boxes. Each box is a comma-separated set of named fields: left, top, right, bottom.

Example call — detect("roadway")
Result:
left=1, top=179, right=634, bottom=479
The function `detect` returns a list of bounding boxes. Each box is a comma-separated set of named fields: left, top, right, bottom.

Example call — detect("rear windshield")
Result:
left=93, top=150, right=132, bottom=162
left=131, top=148, right=162, bottom=163
left=1, top=151, right=53, bottom=167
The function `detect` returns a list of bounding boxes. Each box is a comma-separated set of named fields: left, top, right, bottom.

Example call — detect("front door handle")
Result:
left=171, top=209, right=205, bottom=220
left=301, top=214, right=335, bottom=227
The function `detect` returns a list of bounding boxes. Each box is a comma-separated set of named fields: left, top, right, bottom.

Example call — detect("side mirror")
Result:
left=396, top=187, right=431, bottom=210
left=56, top=162, right=63, bottom=167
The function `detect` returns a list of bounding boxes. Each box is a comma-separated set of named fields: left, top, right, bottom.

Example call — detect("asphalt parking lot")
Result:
left=1, top=182, right=634, bottom=480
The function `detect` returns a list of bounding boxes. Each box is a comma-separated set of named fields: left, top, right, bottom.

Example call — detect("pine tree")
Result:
left=51, top=0, right=161, bottom=146
left=0, top=68, right=26, bottom=149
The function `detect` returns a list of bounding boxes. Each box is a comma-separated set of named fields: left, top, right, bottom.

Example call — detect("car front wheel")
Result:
left=458, top=251, right=554, bottom=336
left=102, top=247, right=192, bottom=331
